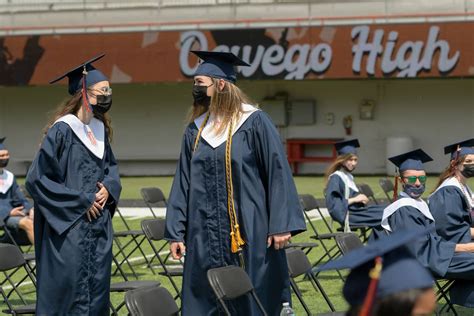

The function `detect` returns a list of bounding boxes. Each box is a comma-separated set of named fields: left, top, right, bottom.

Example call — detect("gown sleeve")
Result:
left=101, top=136, right=122, bottom=216
left=325, top=175, right=348, bottom=224
left=164, top=126, right=194, bottom=242
left=387, top=206, right=456, bottom=277
left=25, top=124, right=96, bottom=235
left=11, top=179, right=32, bottom=211
left=253, top=112, right=306, bottom=237
left=429, top=187, right=472, bottom=244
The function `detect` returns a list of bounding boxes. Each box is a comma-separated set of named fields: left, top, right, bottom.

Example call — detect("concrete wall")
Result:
left=0, top=78, right=472, bottom=176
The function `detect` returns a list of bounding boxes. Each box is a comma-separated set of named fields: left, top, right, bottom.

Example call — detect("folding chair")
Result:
left=0, top=244, right=36, bottom=315
left=356, top=183, right=379, bottom=205
left=285, top=248, right=335, bottom=315
left=110, top=277, right=161, bottom=316
left=113, top=207, right=151, bottom=280
left=125, top=286, right=179, bottom=316
left=334, top=232, right=364, bottom=255
left=141, top=219, right=183, bottom=300
left=140, top=187, right=167, bottom=218
left=207, top=265, right=268, bottom=316
left=379, top=178, right=395, bottom=202
left=434, top=279, right=456, bottom=315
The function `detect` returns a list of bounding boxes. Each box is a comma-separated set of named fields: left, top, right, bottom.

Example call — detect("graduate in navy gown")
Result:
left=324, top=139, right=384, bottom=230
left=429, top=139, right=474, bottom=244
left=380, top=149, right=474, bottom=307
left=0, top=137, right=34, bottom=244
left=319, top=229, right=436, bottom=316
left=164, top=51, right=306, bottom=316
left=26, top=54, right=121, bottom=315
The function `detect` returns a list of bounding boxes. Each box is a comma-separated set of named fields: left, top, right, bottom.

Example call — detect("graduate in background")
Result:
left=325, top=139, right=384, bottom=231
left=26, top=54, right=121, bottom=315
left=429, top=139, right=474, bottom=244
left=0, top=137, right=34, bottom=244
left=165, top=51, right=306, bottom=315
left=380, top=149, right=474, bottom=307
left=319, top=229, right=436, bottom=316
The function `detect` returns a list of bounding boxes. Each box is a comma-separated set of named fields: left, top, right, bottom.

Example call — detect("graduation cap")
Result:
left=388, top=148, right=433, bottom=173
left=0, top=137, right=6, bottom=151
left=49, top=54, right=108, bottom=95
left=334, top=139, right=360, bottom=156
left=319, top=229, right=434, bottom=310
left=192, top=51, right=250, bottom=83
left=444, top=138, right=474, bottom=160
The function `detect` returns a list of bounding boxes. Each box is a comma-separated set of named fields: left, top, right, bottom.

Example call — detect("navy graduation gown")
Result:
left=325, top=174, right=384, bottom=228
left=26, top=121, right=121, bottom=316
left=429, top=186, right=472, bottom=244
left=0, top=174, right=32, bottom=220
left=383, top=205, right=474, bottom=307
left=165, top=111, right=306, bottom=316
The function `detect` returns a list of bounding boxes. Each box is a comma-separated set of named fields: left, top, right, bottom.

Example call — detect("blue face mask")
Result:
left=404, top=184, right=425, bottom=199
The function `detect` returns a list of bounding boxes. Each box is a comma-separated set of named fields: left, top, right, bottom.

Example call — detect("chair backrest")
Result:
left=334, top=233, right=364, bottom=255
left=141, top=219, right=166, bottom=241
left=285, top=248, right=311, bottom=278
left=299, top=194, right=319, bottom=212
left=0, top=244, right=25, bottom=271
left=357, top=183, right=378, bottom=204
left=379, top=178, right=394, bottom=201
left=207, top=265, right=254, bottom=300
left=140, top=187, right=167, bottom=206
left=125, top=286, right=178, bottom=316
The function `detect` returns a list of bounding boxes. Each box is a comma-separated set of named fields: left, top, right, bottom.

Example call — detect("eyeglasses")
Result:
left=402, top=175, right=427, bottom=184
left=88, top=86, right=112, bottom=96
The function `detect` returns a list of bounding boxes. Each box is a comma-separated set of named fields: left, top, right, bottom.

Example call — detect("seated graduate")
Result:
left=380, top=149, right=474, bottom=307
left=325, top=139, right=384, bottom=230
left=319, top=229, right=436, bottom=316
left=0, top=137, right=34, bottom=244
left=429, top=138, right=474, bottom=244
left=25, top=54, right=121, bottom=315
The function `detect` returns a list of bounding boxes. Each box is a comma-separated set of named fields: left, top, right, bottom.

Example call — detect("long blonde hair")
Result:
left=324, top=153, right=355, bottom=186
left=433, top=155, right=466, bottom=191
left=188, top=78, right=252, bottom=135
left=44, top=91, right=113, bottom=142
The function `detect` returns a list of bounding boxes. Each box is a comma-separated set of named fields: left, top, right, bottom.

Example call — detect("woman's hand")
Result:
left=10, top=206, right=25, bottom=217
left=86, top=202, right=103, bottom=222
left=267, top=232, right=291, bottom=250
left=170, top=242, right=186, bottom=260
left=95, top=182, right=109, bottom=207
left=349, top=194, right=369, bottom=205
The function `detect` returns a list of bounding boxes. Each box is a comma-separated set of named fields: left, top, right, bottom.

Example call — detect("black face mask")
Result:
left=192, top=85, right=211, bottom=107
left=404, top=183, right=426, bottom=199
left=461, top=164, right=474, bottom=178
left=92, top=95, right=112, bottom=115
left=0, top=159, right=8, bottom=168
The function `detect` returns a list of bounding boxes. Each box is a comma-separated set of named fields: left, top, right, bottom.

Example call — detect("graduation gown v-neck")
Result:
left=26, top=117, right=121, bottom=316
left=165, top=108, right=306, bottom=316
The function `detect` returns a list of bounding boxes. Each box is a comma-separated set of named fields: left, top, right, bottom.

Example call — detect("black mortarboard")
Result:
left=192, top=51, right=250, bottom=83
left=0, top=137, right=5, bottom=151
left=388, top=148, right=433, bottom=172
left=444, top=138, right=474, bottom=160
left=319, top=229, right=434, bottom=307
left=334, top=139, right=360, bottom=156
left=49, top=54, right=108, bottom=95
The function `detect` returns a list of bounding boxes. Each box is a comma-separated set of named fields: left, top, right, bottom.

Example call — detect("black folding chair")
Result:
left=285, top=248, right=335, bottom=315
left=140, top=187, right=167, bottom=218
left=434, top=279, right=456, bottom=315
left=207, top=265, right=268, bottom=316
left=141, top=219, right=183, bottom=300
left=125, top=286, right=179, bottom=316
left=110, top=277, right=161, bottom=316
left=357, top=183, right=379, bottom=205
left=379, top=178, right=395, bottom=202
left=334, top=232, right=364, bottom=255
left=112, top=207, right=151, bottom=280
left=0, top=243, right=36, bottom=315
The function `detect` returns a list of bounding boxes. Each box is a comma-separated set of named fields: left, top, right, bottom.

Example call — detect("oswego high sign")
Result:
left=1, top=22, right=472, bottom=86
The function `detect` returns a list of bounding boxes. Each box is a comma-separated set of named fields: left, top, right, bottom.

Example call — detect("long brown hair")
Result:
left=433, top=155, right=466, bottom=191
left=188, top=78, right=253, bottom=135
left=324, top=153, right=355, bottom=186
left=44, top=91, right=113, bottom=142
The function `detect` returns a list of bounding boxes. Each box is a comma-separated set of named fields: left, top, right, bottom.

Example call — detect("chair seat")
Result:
left=159, top=266, right=183, bottom=276
left=310, top=233, right=341, bottom=240
left=23, top=253, right=35, bottom=261
left=111, top=280, right=160, bottom=292
left=3, top=303, right=36, bottom=314
left=287, top=242, right=318, bottom=249
left=114, top=230, right=144, bottom=237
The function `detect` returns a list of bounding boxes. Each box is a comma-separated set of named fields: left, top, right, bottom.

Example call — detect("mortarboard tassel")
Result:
left=359, top=256, right=383, bottom=316
left=81, top=67, right=92, bottom=113
left=392, top=170, right=399, bottom=202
